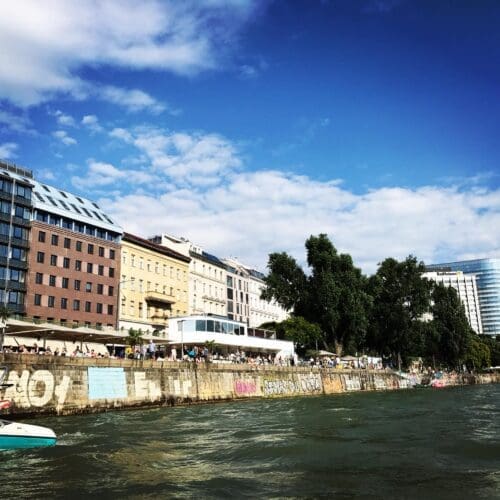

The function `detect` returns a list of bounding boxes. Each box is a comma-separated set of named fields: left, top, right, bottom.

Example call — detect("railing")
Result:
left=8, top=314, right=113, bottom=331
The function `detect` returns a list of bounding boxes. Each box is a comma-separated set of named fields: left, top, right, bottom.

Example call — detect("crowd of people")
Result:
left=1, top=341, right=385, bottom=369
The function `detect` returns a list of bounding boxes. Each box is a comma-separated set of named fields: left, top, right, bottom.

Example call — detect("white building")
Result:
left=167, top=315, right=294, bottom=358
left=423, top=270, right=483, bottom=334
left=149, top=234, right=227, bottom=317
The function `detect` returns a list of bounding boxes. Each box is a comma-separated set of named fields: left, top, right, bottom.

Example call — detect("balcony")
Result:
left=144, top=290, right=175, bottom=305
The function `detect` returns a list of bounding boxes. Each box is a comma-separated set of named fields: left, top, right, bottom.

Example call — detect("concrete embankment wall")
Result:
left=1, top=354, right=498, bottom=417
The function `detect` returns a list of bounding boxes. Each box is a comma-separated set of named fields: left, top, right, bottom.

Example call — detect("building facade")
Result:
left=422, top=270, right=482, bottom=334
left=119, top=233, right=190, bottom=335
left=0, top=161, right=34, bottom=316
left=223, top=258, right=250, bottom=324
left=150, top=234, right=227, bottom=317
left=247, top=268, right=289, bottom=327
left=25, top=181, right=122, bottom=328
left=426, top=258, right=500, bottom=336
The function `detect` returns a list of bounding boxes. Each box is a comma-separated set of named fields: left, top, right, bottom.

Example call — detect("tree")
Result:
left=367, top=256, right=432, bottom=366
left=262, top=234, right=369, bottom=354
left=126, top=328, right=143, bottom=349
left=431, top=283, right=472, bottom=368
left=464, top=336, right=491, bottom=370
left=479, top=335, right=500, bottom=366
left=275, top=316, right=322, bottom=355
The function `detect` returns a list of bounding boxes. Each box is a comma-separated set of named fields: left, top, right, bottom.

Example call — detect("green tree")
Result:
left=478, top=335, right=500, bottom=366
left=464, top=336, right=491, bottom=370
left=367, top=256, right=432, bottom=366
left=431, top=283, right=472, bottom=368
left=275, top=316, right=322, bottom=354
left=126, top=328, right=143, bottom=349
left=262, top=234, right=369, bottom=354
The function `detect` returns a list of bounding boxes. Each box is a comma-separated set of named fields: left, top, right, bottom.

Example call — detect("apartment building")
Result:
left=25, top=181, right=122, bottom=328
left=0, top=161, right=34, bottom=315
left=119, top=233, right=190, bottom=334
left=149, top=234, right=227, bottom=317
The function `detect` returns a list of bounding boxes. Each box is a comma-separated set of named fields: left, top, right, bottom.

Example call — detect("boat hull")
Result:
left=0, top=419, right=57, bottom=449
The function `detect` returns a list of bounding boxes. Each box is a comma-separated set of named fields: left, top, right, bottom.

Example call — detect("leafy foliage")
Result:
left=126, top=328, right=143, bottom=348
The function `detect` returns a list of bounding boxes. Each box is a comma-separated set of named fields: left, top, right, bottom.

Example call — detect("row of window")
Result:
left=123, top=253, right=186, bottom=280
left=0, top=289, right=25, bottom=305
left=35, top=252, right=115, bottom=277
left=0, top=222, right=29, bottom=240
left=0, top=200, right=31, bottom=220
left=0, top=266, right=25, bottom=282
left=34, top=272, right=115, bottom=295
left=33, top=294, right=114, bottom=314
left=0, top=244, right=27, bottom=261
left=35, top=210, right=119, bottom=242
left=0, top=179, right=32, bottom=200
left=38, top=230, right=116, bottom=259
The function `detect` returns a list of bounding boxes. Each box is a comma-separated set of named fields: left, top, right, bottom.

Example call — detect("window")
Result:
left=108, top=286, right=114, bottom=297
left=85, top=301, right=91, bottom=313
left=88, top=243, right=94, bottom=254
left=109, top=267, right=115, bottom=278
left=98, top=246, right=104, bottom=257
left=64, top=238, right=71, bottom=249
left=98, top=265, right=104, bottom=276
left=76, top=241, right=82, bottom=251
left=35, top=272, right=43, bottom=284
left=96, top=303, right=103, bottom=314
left=87, top=263, right=93, bottom=273
left=73, top=299, right=80, bottom=311
left=63, top=257, right=70, bottom=269
left=109, top=249, right=115, bottom=259
left=51, top=234, right=58, bottom=246
left=49, top=275, right=56, bottom=286
left=34, top=294, right=41, bottom=306
left=38, top=231, right=46, bottom=243
left=37, top=251, right=45, bottom=263
left=86, top=282, right=92, bottom=292
left=107, top=304, right=114, bottom=315
left=61, top=298, right=68, bottom=309
left=50, top=254, right=57, bottom=266
left=97, top=284, right=103, bottom=295
left=74, top=279, right=81, bottom=291
left=62, top=277, right=69, bottom=289
left=75, top=260, right=82, bottom=271
left=48, top=296, right=55, bottom=308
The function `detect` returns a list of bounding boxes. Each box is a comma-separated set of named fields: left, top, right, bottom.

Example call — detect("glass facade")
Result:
left=427, top=258, right=500, bottom=336
left=179, top=317, right=246, bottom=336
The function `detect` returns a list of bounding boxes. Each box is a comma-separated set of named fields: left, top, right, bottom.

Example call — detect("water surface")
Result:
left=1, top=385, right=499, bottom=499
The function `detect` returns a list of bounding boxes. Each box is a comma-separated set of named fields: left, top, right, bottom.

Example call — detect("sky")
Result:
left=0, top=0, right=499, bottom=274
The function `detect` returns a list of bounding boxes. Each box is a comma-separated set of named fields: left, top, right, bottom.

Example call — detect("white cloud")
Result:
left=92, top=161, right=500, bottom=274
left=51, top=109, right=76, bottom=127
left=0, top=0, right=261, bottom=106
left=0, top=142, right=18, bottom=159
left=81, top=114, right=103, bottom=133
left=109, top=126, right=242, bottom=187
left=97, top=86, right=167, bottom=114
left=52, top=130, right=77, bottom=146
left=0, top=109, right=34, bottom=133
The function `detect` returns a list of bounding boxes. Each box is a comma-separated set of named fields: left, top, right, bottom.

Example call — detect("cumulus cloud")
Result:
left=97, top=86, right=168, bottom=114
left=0, top=109, right=34, bottom=133
left=81, top=114, right=103, bottom=133
left=98, top=171, right=497, bottom=274
left=0, top=0, right=262, bottom=106
left=51, top=109, right=76, bottom=127
left=0, top=142, right=18, bottom=159
left=52, top=130, right=77, bottom=146
left=109, top=126, right=242, bottom=187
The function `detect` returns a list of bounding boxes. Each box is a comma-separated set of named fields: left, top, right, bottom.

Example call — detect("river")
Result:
left=1, top=384, right=499, bottom=499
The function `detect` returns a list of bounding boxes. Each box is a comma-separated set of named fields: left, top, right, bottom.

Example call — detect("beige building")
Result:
left=149, top=234, right=227, bottom=317
left=119, top=233, right=190, bottom=335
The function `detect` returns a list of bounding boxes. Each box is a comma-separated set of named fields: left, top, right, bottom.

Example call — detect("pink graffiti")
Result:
left=235, top=380, right=257, bottom=394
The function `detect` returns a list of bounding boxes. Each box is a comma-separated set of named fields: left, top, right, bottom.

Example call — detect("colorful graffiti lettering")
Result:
left=263, top=375, right=322, bottom=395
left=234, top=380, right=257, bottom=395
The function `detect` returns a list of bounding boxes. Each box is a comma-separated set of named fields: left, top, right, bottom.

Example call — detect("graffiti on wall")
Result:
left=234, top=380, right=257, bottom=395
left=134, top=372, right=162, bottom=401
left=263, top=374, right=322, bottom=396
left=0, top=369, right=71, bottom=408
left=342, top=375, right=362, bottom=391
left=374, top=376, right=387, bottom=390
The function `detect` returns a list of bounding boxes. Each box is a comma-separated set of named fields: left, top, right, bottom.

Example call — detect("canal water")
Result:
left=1, top=384, right=499, bottom=499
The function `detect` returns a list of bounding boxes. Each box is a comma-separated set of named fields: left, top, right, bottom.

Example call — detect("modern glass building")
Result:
left=426, top=258, right=500, bottom=336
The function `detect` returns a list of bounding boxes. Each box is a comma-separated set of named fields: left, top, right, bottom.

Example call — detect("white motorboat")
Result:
left=0, top=419, right=57, bottom=449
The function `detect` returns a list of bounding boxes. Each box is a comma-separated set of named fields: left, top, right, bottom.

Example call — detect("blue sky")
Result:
left=0, top=0, right=499, bottom=273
